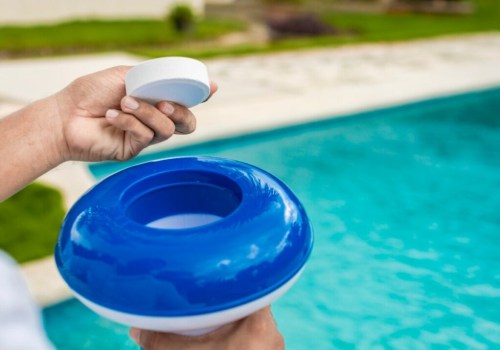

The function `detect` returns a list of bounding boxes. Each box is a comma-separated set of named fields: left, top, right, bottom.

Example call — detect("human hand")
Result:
left=129, top=307, right=284, bottom=350
left=54, top=65, right=217, bottom=162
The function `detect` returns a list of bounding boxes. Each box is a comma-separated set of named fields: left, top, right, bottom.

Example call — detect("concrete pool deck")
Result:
left=1, top=33, right=500, bottom=307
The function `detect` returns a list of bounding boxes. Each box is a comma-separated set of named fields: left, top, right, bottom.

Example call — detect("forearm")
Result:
left=0, top=96, right=65, bottom=201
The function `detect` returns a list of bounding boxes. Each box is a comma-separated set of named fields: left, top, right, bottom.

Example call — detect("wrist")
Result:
left=31, top=95, right=68, bottom=167
left=52, top=88, right=75, bottom=162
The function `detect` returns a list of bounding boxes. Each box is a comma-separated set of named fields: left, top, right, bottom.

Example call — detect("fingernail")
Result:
left=160, top=103, right=175, bottom=115
left=105, top=109, right=119, bottom=118
left=130, top=328, right=140, bottom=342
left=124, top=96, right=139, bottom=110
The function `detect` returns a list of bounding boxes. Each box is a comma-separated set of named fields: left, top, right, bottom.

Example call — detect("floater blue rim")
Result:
left=56, top=156, right=314, bottom=316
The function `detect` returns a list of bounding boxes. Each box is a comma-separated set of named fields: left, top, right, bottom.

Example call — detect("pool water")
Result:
left=44, top=87, right=500, bottom=349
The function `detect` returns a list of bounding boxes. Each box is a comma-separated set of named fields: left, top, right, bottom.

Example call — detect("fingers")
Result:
left=116, top=78, right=218, bottom=141
left=165, top=80, right=218, bottom=133
left=121, top=96, right=198, bottom=140
left=205, top=81, right=218, bottom=102
left=121, top=96, right=176, bottom=144
left=157, top=101, right=196, bottom=135
left=105, top=109, right=153, bottom=146
left=104, top=85, right=217, bottom=161
left=163, top=80, right=218, bottom=133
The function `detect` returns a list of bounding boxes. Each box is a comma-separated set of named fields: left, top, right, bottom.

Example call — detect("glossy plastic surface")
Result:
left=55, top=157, right=313, bottom=317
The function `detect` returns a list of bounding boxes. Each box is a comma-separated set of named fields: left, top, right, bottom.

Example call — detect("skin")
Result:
left=130, top=307, right=285, bottom=350
left=0, top=65, right=284, bottom=349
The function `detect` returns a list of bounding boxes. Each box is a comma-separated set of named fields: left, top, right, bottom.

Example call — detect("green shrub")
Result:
left=167, top=4, right=196, bottom=33
left=0, top=183, right=65, bottom=263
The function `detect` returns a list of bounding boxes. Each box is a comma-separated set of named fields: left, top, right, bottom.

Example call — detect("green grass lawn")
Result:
left=0, top=18, right=246, bottom=57
left=0, top=183, right=65, bottom=263
left=322, top=0, right=500, bottom=42
left=0, top=0, right=499, bottom=59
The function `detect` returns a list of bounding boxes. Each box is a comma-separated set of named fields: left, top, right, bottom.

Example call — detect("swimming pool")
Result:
left=44, top=87, right=500, bottom=349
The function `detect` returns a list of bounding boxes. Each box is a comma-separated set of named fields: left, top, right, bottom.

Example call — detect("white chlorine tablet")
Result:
left=125, top=57, right=211, bottom=108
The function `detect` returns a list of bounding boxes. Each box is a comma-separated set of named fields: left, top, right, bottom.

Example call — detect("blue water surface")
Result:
left=44, top=87, right=500, bottom=349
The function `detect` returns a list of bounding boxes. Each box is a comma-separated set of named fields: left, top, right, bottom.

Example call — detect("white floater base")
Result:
left=72, top=268, right=304, bottom=335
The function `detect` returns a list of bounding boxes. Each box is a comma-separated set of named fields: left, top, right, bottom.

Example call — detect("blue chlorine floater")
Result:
left=55, top=156, right=313, bottom=334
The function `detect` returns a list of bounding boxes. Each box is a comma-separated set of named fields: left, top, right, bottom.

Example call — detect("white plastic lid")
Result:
left=125, top=57, right=211, bottom=108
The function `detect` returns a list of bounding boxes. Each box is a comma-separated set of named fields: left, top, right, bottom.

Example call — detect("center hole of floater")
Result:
left=124, top=171, right=242, bottom=230
left=147, top=213, right=221, bottom=229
